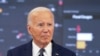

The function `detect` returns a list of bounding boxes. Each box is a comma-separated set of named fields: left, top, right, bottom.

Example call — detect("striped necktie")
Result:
left=39, top=48, right=45, bottom=56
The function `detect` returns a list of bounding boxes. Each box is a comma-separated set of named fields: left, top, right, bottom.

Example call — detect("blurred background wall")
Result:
left=0, top=0, right=100, bottom=56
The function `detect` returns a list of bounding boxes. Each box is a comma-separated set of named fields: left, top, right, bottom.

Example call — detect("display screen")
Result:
left=0, top=0, right=100, bottom=56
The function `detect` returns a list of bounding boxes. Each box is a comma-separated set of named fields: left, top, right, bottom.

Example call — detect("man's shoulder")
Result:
left=8, top=41, right=32, bottom=52
left=7, top=41, right=32, bottom=56
left=57, top=44, right=75, bottom=52
left=53, top=42, right=76, bottom=56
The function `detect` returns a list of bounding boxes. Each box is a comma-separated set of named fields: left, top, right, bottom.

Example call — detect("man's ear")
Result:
left=27, top=25, right=32, bottom=35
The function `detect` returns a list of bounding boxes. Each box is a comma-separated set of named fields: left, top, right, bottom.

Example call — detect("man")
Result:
left=7, top=7, right=76, bottom=56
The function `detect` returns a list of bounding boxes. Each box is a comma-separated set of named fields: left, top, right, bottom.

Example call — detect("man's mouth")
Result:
left=41, top=35, right=49, bottom=38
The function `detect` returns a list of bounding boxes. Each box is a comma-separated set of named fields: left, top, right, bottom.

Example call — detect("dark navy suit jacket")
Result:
left=7, top=40, right=76, bottom=56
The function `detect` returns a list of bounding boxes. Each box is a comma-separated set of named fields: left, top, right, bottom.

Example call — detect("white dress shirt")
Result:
left=32, top=41, right=52, bottom=56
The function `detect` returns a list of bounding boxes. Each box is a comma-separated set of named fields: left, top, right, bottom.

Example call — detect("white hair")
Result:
left=27, top=7, right=54, bottom=25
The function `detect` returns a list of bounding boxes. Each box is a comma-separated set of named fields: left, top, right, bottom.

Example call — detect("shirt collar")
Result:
left=32, top=41, right=52, bottom=56
left=32, top=41, right=40, bottom=56
left=44, top=42, right=52, bottom=56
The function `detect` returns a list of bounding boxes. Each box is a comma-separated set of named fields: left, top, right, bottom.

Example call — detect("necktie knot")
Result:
left=39, top=48, right=45, bottom=56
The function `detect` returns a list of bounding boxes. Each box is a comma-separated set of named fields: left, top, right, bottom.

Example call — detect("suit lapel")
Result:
left=24, top=40, right=32, bottom=56
left=52, top=41, right=60, bottom=56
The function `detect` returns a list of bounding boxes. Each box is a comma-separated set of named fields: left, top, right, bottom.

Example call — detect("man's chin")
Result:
left=41, top=41, right=50, bottom=45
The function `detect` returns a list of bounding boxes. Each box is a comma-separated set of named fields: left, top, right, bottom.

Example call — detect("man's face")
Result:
left=27, top=12, right=54, bottom=45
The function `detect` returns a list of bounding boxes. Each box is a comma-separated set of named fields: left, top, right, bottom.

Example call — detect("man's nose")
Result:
left=43, top=27, right=49, bottom=33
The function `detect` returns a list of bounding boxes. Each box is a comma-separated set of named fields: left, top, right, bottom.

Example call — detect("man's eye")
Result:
left=48, top=23, right=52, bottom=26
left=38, top=24, right=43, bottom=26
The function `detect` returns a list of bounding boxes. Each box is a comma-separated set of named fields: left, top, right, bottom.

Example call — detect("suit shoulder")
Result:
left=55, top=43, right=76, bottom=56
left=11, top=43, right=27, bottom=51
left=7, top=41, right=32, bottom=56
left=8, top=41, right=31, bottom=52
